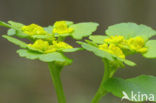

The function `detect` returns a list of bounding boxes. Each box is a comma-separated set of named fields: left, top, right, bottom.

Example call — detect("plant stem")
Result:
left=48, top=62, right=66, bottom=103
left=91, top=77, right=108, bottom=103
left=91, top=59, right=112, bottom=103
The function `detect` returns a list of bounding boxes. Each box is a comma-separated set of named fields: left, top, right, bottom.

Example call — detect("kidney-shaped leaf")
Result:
left=70, top=22, right=99, bottom=40
left=2, top=35, right=27, bottom=48
left=104, top=75, right=156, bottom=102
left=17, top=49, right=72, bottom=63
left=143, top=40, right=156, bottom=58
left=106, top=22, right=156, bottom=40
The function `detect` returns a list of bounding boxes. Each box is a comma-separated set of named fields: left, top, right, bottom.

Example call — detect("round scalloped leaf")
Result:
left=17, top=49, right=72, bottom=63
left=78, top=41, right=136, bottom=66
left=62, top=48, right=82, bottom=52
left=89, top=35, right=108, bottom=44
left=143, top=40, right=156, bottom=58
left=70, top=22, right=99, bottom=40
left=106, top=22, right=156, bottom=40
left=103, top=75, right=156, bottom=102
left=2, top=35, right=27, bottom=48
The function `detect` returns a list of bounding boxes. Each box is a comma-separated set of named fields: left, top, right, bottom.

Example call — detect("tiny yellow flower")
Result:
left=104, top=35, right=127, bottom=48
left=104, top=35, right=125, bottom=44
left=127, top=36, right=147, bottom=53
left=22, top=24, right=46, bottom=36
left=28, top=39, right=50, bottom=52
left=53, top=21, right=73, bottom=34
left=45, top=45, right=57, bottom=53
left=99, top=43, right=125, bottom=59
left=52, top=41, right=73, bottom=50
left=28, top=39, right=73, bottom=53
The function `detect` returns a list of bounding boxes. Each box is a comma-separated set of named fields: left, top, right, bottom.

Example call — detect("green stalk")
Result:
left=48, top=62, right=66, bottom=103
left=91, top=59, right=114, bottom=103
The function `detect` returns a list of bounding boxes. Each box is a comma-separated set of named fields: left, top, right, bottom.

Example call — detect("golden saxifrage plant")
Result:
left=79, top=23, right=156, bottom=103
left=1, top=21, right=156, bottom=103
left=0, top=20, right=99, bottom=103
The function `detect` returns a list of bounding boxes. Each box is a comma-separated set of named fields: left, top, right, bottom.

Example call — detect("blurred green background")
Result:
left=0, top=0, right=156, bottom=103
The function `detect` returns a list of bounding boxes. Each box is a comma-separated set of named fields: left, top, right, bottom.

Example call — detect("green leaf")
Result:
left=104, top=75, right=156, bottom=102
left=27, top=46, right=43, bottom=53
left=17, top=49, right=42, bottom=60
left=55, top=33, right=70, bottom=37
left=143, top=40, right=156, bottom=58
left=62, top=48, right=82, bottom=52
left=2, top=35, right=27, bottom=48
left=78, top=41, right=136, bottom=66
left=66, top=21, right=74, bottom=26
left=106, top=22, right=156, bottom=40
left=40, top=52, right=71, bottom=63
left=44, top=26, right=53, bottom=34
left=8, top=21, right=24, bottom=29
left=8, top=21, right=27, bottom=38
left=0, top=21, right=11, bottom=28
left=17, top=49, right=71, bottom=63
left=78, top=41, right=114, bottom=61
left=15, top=31, right=28, bottom=38
left=122, top=59, right=136, bottom=66
left=116, top=57, right=136, bottom=66
left=7, top=29, right=16, bottom=36
left=89, top=35, right=108, bottom=44
left=70, top=22, right=99, bottom=40
left=31, top=35, right=53, bottom=40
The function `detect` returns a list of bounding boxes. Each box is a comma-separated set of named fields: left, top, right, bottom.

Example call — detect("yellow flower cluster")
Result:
left=21, top=22, right=74, bottom=54
left=28, top=39, right=73, bottom=53
left=52, top=41, right=73, bottom=50
left=22, top=24, right=46, bottom=36
left=104, top=35, right=125, bottom=44
left=127, top=37, right=147, bottom=53
left=99, top=35, right=147, bottom=59
left=53, top=21, right=73, bottom=34
left=99, top=43, right=125, bottom=59
left=22, top=21, right=74, bottom=37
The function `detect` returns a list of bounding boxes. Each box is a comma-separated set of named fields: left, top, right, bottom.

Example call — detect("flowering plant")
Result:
left=0, top=20, right=99, bottom=103
left=1, top=21, right=156, bottom=103
left=78, top=22, right=156, bottom=102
